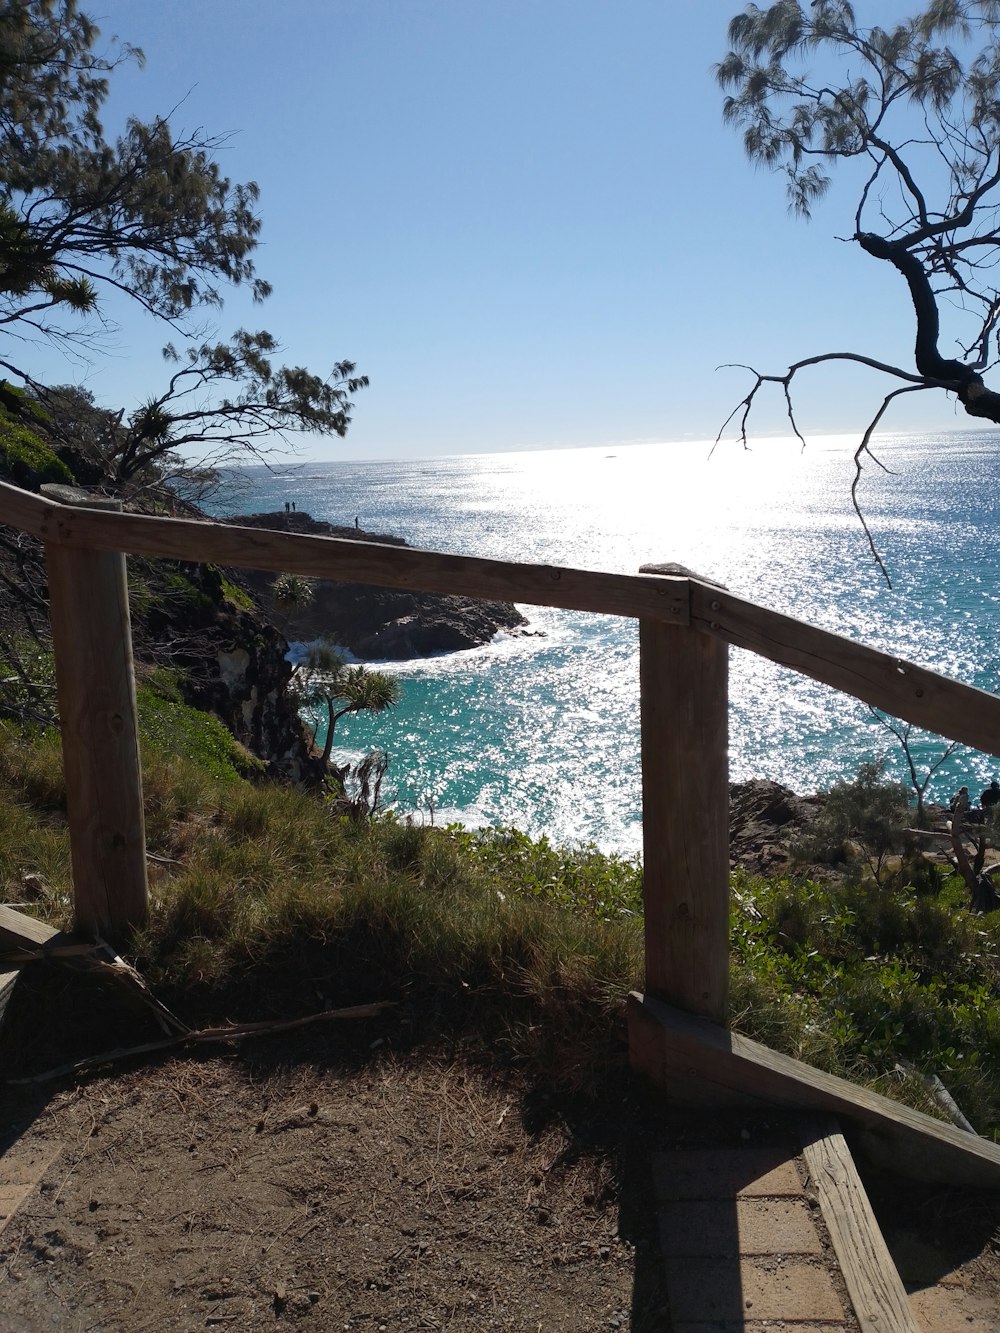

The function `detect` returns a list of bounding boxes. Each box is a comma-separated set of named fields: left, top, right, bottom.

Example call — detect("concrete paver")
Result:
left=659, top=1197, right=823, bottom=1256
left=672, top=1324, right=848, bottom=1332
left=653, top=1147, right=804, bottom=1200
left=663, top=1255, right=847, bottom=1323
left=654, top=1144, right=853, bottom=1328
left=0, top=1140, right=63, bottom=1236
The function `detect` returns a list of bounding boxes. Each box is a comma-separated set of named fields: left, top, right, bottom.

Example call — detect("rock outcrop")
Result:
left=228, top=511, right=528, bottom=659
left=132, top=559, right=324, bottom=785
left=729, top=779, right=823, bottom=876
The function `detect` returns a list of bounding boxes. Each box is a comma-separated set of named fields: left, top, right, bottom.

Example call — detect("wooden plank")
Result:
left=27, top=485, right=691, bottom=626
left=0, top=970, right=19, bottom=1031
left=44, top=492, right=148, bottom=938
left=690, top=581, right=1000, bottom=757
left=0, top=904, right=63, bottom=952
left=800, top=1115, right=919, bottom=1333
left=627, top=991, right=1000, bottom=1190
left=0, top=480, right=54, bottom=540
left=639, top=577, right=729, bottom=1021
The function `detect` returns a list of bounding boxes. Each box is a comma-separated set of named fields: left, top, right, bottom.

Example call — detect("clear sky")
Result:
left=35, top=0, right=980, bottom=460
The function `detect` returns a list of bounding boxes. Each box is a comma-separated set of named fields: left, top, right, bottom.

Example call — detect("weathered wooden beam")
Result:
left=0, top=904, right=65, bottom=953
left=800, top=1116, right=919, bottom=1333
left=639, top=566, right=729, bottom=1022
left=0, top=971, right=19, bottom=1033
left=628, top=991, right=1000, bottom=1190
left=689, top=581, right=1000, bottom=757
left=20, top=481, right=690, bottom=625
left=0, top=479, right=52, bottom=540
left=42, top=487, right=148, bottom=938
left=0, top=906, right=73, bottom=1036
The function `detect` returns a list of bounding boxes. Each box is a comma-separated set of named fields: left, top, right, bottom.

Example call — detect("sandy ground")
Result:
left=1, top=1039, right=999, bottom=1331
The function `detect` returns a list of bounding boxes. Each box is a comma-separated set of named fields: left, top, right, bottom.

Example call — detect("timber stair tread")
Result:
left=651, top=1115, right=989, bottom=1331
left=653, top=1131, right=857, bottom=1328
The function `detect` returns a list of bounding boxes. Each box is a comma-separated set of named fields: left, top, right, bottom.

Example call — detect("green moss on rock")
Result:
left=137, top=673, right=264, bottom=781
left=0, top=410, right=72, bottom=489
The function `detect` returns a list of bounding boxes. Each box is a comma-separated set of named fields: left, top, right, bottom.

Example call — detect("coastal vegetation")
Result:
left=291, top=640, right=403, bottom=770
left=1, top=0, right=999, bottom=1196
left=3, top=702, right=1000, bottom=1139
left=0, top=0, right=366, bottom=505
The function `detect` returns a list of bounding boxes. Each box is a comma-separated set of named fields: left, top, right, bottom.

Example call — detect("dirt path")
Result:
left=1, top=1046, right=998, bottom=1331
left=0, top=1053, right=653, bottom=1331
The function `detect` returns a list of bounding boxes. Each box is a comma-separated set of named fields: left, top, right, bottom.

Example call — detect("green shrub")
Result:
left=731, top=870, right=1000, bottom=1131
left=793, top=758, right=910, bottom=882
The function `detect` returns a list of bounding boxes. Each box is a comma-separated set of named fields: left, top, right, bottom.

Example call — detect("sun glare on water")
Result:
left=243, top=431, right=1000, bottom=853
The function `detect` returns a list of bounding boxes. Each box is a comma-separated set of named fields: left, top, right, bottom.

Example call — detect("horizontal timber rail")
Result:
left=7, top=483, right=690, bottom=625
left=4, top=479, right=999, bottom=756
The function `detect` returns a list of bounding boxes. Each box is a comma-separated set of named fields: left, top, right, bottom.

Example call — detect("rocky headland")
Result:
left=228, top=510, right=529, bottom=659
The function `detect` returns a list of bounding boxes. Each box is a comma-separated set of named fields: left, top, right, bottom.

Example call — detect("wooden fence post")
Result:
left=638, top=565, right=729, bottom=1023
left=42, top=485, right=148, bottom=938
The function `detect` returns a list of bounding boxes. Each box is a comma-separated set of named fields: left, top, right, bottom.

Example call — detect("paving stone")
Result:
left=663, top=1255, right=848, bottom=1324
left=653, top=1148, right=804, bottom=1201
left=659, top=1197, right=823, bottom=1256
left=0, top=1182, right=34, bottom=1229
left=0, top=1137, right=63, bottom=1182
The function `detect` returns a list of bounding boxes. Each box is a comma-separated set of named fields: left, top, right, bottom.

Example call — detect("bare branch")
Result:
left=850, top=384, right=932, bottom=586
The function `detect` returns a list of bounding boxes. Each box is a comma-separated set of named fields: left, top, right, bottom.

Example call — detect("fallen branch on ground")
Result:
left=5, top=1001, right=396, bottom=1085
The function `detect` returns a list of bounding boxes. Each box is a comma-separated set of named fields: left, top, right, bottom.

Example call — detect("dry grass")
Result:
left=0, top=720, right=643, bottom=1096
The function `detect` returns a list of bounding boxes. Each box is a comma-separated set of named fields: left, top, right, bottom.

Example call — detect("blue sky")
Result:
left=36, top=0, right=979, bottom=459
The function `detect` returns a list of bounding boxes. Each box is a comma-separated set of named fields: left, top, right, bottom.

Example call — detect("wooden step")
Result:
left=628, top=991, right=1000, bottom=1189
left=800, top=1115, right=918, bottom=1332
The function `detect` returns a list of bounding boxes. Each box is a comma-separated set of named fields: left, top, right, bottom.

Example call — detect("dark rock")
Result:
left=729, top=779, right=822, bottom=876
left=131, top=558, right=323, bottom=785
left=228, top=510, right=529, bottom=659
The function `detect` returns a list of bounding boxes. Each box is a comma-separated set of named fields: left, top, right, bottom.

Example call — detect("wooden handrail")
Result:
left=689, top=583, right=1000, bottom=757
left=17, top=484, right=691, bottom=625
left=0, top=478, right=52, bottom=540
left=4, top=477, right=996, bottom=755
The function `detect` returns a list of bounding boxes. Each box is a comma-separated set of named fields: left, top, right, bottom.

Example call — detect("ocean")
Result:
left=211, top=431, right=1000, bottom=855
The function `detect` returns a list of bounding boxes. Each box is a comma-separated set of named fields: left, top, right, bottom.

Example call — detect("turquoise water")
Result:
left=214, top=431, right=1000, bottom=853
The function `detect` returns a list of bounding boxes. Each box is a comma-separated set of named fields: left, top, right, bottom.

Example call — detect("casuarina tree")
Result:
left=718, top=1, right=1000, bottom=568
left=0, top=0, right=366, bottom=489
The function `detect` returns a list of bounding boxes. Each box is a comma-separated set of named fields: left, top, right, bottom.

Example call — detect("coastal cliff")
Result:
left=229, top=510, right=528, bottom=659
left=128, top=557, right=325, bottom=785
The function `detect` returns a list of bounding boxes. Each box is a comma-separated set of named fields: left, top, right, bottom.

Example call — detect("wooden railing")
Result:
left=5, top=477, right=1000, bottom=1029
